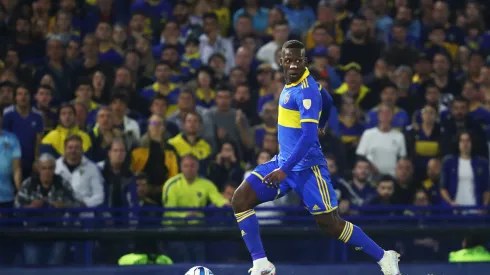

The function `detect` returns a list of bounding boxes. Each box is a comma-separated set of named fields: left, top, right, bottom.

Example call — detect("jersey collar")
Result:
left=285, top=68, right=310, bottom=88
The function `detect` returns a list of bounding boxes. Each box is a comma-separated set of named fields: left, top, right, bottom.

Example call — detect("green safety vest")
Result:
left=449, top=246, right=490, bottom=263
left=118, top=253, right=174, bottom=265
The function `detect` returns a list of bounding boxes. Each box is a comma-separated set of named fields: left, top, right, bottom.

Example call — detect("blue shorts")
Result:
left=246, top=157, right=338, bottom=215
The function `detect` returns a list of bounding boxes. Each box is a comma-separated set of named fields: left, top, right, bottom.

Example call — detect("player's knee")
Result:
left=315, top=213, right=344, bottom=237
left=231, top=181, right=258, bottom=213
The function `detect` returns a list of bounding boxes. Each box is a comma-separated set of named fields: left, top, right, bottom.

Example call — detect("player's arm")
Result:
left=279, top=87, right=321, bottom=174
left=318, top=85, right=333, bottom=130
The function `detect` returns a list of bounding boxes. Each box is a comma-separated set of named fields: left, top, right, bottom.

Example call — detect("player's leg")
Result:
left=300, top=165, right=401, bottom=275
left=232, top=159, right=290, bottom=275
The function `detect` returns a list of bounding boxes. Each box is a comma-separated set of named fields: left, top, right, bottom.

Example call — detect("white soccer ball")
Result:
left=185, top=266, right=214, bottom=275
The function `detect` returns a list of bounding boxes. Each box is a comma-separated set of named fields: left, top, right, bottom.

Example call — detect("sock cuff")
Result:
left=235, top=209, right=256, bottom=222
left=338, top=222, right=354, bottom=243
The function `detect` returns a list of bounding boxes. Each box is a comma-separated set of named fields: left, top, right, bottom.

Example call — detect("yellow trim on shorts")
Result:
left=251, top=172, right=264, bottom=181
left=313, top=166, right=332, bottom=210
left=311, top=166, right=330, bottom=211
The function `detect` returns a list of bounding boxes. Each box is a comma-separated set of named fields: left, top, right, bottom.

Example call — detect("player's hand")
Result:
left=263, top=168, right=287, bottom=188
left=235, top=109, right=245, bottom=126
left=318, top=128, right=326, bottom=137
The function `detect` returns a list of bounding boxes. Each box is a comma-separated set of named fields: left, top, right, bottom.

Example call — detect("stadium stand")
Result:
left=0, top=0, right=490, bottom=269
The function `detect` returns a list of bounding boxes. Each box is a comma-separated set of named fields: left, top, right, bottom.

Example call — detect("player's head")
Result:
left=280, top=40, right=307, bottom=84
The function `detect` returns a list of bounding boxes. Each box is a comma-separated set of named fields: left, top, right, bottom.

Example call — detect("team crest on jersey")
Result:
left=284, top=92, right=290, bottom=104
left=303, top=99, right=312, bottom=110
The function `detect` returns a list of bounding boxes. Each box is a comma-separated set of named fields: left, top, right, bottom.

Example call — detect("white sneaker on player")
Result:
left=377, top=250, right=401, bottom=275
left=248, top=259, right=276, bottom=275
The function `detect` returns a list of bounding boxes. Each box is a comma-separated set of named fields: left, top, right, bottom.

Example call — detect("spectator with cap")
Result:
left=3, top=85, right=44, bottom=179
left=41, top=104, right=92, bottom=158
left=55, top=134, right=104, bottom=208
left=335, top=62, right=377, bottom=111
left=308, top=46, right=341, bottom=90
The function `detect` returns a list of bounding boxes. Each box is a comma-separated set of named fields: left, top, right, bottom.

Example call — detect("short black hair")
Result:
left=202, top=12, right=218, bottom=22
left=282, top=40, right=305, bottom=50
left=215, top=82, right=233, bottom=93
left=378, top=174, right=395, bottom=184
left=111, top=92, right=130, bottom=105
left=155, top=61, right=172, bottom=69
left=452, top=95, right=469, bottom=105
left=151, top=94, right=168, bottom=105
left=162, top=44, right=180, bottom=53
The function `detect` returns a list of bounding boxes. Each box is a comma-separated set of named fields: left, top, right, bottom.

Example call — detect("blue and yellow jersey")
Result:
left=257, top=88, right=275, bottom=113
left=277, top=69, right=327, bottom=171
left=40, top=126, right=92, bottom=158
left=253, top=124, right=278, bottom=148
left=338, top=117, right=364, bottom=144
left=99, top=44, right=124, bottom=66
left=140, top=82, right=180, bottom=116
left=181, top=52, right=201, bottom=78
left=195, top=88, right=216, bottom=109
left=365, top=106, right=409, bottom=131
left=335, top=83, right=371, bottom=106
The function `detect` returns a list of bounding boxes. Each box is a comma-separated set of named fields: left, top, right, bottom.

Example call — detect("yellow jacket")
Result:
left=168, top=133, right=212, bottom=160
left=130, top=144, right=179, bottom=185
left=41, top=126, right=92, bottom=157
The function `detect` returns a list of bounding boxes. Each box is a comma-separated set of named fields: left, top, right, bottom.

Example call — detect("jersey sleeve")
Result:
left=318, top=85, right=333, bottom=128
left=295, top=84, right=322, bottom=124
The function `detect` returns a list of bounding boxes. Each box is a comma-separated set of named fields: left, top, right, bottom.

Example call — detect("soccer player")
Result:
left=231, top=40, right=401, bottom=275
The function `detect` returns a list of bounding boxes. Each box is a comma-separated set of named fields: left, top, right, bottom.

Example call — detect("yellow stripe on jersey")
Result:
left=251, top=171, right=264, bottom=181
left=300, top=119, right=319, bottom=123
left=278, top=106, right=301, bottom=128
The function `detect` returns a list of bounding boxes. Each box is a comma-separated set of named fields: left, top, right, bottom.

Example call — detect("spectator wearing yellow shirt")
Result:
left=162, top=154, right=229, bottom=224
left=168, top=112, right=212, bottom=175
left=41, top=104, right=92, bottom=158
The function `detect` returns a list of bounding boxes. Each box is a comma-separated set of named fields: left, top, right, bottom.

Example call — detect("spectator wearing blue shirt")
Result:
left=3, top=85, right=43, bottom=180
left=440, top=132, right=490, bottom=207
left=0, top=111, right=22, bottom=206
left=281, top=0, right=316, bottom=37
left=365, top=84, right=410, bottom=130
left=233, top=0, right=269, bottom=34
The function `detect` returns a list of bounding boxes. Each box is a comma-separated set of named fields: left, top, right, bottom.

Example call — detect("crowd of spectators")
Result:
left=1, top=0, right=490, bottom=263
